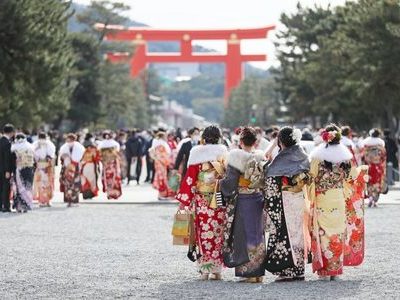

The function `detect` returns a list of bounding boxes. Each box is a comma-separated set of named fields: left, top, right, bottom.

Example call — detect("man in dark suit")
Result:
left=173, top=127, right=200, bottom=178
left=0, top=124, right=15, bottom=212
left=125, top=129, right=144, bottom=185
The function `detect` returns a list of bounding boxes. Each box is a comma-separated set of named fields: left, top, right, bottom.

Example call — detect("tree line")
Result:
left=225, top=0, right=400, bottom=132
left=0, top=0, right=154, bottom=131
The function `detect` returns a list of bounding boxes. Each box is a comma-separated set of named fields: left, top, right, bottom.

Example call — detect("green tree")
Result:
left=0, top=0, right=74, bottom=128
left=67, top=33, right=102, bottom=129
left=223, top=76, right=280, bottom=128
left=69, top=0, right=152, bottom=129
left=275, top=1, right=400, bottom=131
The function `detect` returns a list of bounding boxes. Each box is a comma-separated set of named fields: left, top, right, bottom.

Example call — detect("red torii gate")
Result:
left=95, top=23, right=275, bottom=106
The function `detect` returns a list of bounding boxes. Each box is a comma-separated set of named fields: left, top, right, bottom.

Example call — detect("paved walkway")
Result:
left=1, top=201, right=399, bottom=299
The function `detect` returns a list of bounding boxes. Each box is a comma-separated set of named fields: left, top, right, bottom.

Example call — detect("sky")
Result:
left=75, top=0, right=349, bottom=69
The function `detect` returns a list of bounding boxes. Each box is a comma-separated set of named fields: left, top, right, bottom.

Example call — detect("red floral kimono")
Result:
left=152, top=142, right=174, bottom=199
left=99, top=140, right=122, bottom=200
left=362, top=137, right=386, bottom=205
left=344, top=166, right=368, bottom=266
left=81, top=146, right=101, bottom=199
left=176, top=144, right=228, bottom=275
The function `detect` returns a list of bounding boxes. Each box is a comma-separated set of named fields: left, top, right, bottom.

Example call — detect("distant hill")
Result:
left=67, top=2, right=268, bottom=78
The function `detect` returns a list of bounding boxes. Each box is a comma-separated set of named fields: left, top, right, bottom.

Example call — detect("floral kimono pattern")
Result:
left=176, top=163, right=226, bottom=275
left=344, top=166, right=368, bottom=266
left=264, top=176, right=305, bottom=277
left=81, top=147, right=101, bottom=199
left=60, top=161, right=81, bottom=204
left=363, top=145, right=386, bottom=202
left=308, top=159, right=355, bottom=276
left=152, top=145, right=174, bottom=199
left=33, top=160, right=54, bottom=205
left=13, top=149, right=35, bottom=211
left=100, top=148, right=122, bottom=200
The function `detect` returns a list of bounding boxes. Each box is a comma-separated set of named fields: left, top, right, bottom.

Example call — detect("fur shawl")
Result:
left=11, top=140, right=34, bottom=153
left=310, top=143, right=353, bottom=164
left=187, top=144, right=227, bottom=166
left=361, top=137, right=385, bottom=147
left=59, top=141, right=85, bottom=163
left=341, top=136, right=355, bottom=149
left=226, top=149, right=265, bottom=173
left=98, top=139, right=120, bottom=150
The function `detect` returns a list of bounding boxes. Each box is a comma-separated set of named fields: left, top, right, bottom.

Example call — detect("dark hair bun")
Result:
left=240, top=127, right=257, bottom=147
left=202, top=125, right=222, bottom=144
left=341, top=126, right=351, bottom=137
left=325, top=123, right=341, bottom=145
left=370, top=128, right=381, bottom=138
left=278, top=126, right=297, bottom=148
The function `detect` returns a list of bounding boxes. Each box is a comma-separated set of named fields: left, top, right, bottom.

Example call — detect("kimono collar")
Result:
left=266, top=144, right=310, bottom=177
left=310, top=143, right=353, bottom=164
left=227, top=149, right=265, bottom=173
left=341, top=136, right=355, bottom=148
left=98, top=139, right=120, bottom=150
left=187, top=144, right=227, bottom=166
left=11, top=140, right=33, bottom=153
left=362, top=137, right=385, bottom=147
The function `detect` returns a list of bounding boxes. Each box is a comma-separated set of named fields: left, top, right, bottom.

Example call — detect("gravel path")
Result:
left=1, top=202, right=399, bottom=299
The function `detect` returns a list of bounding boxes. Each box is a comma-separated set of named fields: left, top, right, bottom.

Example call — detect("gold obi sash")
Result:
left=196, top=160, right=225, bottom=208
left=238, top=176, right=251, bottom=188
left=196, top=162, right=219, bottom=193
left=37, top=160, right=50, bottom=169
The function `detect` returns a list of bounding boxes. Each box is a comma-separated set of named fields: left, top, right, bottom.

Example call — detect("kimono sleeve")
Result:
left=176, top=164, right=200, bottom=207
left=220, top=165, right=240, bottom=197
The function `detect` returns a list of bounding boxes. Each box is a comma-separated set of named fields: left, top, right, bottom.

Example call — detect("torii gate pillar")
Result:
left=97, top=24, right=275, bottom=107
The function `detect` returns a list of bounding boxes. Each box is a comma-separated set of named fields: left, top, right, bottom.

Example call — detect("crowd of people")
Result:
left=0, top=121, right=395, bottom=283
left=173, top=123, right=392, bottom=283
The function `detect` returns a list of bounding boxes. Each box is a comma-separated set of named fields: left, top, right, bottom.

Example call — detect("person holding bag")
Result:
left=176, top=125, right=228, bottom=281
left=220, top=127, right=267, bottom=283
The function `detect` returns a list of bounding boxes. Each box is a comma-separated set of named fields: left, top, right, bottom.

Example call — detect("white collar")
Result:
left=310, top=143, right=353, bottom=163
left=362, top=137, right=385, bottom=147
left=187, top=144, right=227, bottom=166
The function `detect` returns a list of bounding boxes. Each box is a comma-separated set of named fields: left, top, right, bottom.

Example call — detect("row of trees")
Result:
left=0, top=0, right=153, bottom=130
left=275, top=0, right=400, bottom=131
left=225, top=0, right=400, bottom=132
left=223, top=76, right=281, bottom=128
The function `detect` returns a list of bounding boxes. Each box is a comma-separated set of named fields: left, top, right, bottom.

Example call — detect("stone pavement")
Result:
left=1, top=200, right=399, bottom=299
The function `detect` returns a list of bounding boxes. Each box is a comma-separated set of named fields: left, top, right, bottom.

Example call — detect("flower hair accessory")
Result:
left=290, top=128, right=302, bottom=144
left=321, top=130, right=341, bottom=143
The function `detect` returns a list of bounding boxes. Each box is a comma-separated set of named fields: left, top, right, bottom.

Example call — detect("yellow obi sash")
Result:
left=238, top=176, right=251, bottom=188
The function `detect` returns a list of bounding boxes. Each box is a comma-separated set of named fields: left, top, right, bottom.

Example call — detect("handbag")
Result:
left=172, top=210, right=193, bottom=246
left=168, top=172, right=181, bottom=193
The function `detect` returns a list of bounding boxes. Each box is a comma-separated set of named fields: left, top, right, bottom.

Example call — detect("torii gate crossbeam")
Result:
left=95, top=24, right=275, bottom=107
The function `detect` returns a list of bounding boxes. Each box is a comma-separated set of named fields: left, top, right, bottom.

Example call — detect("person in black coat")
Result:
left=0, top=124, right=15, bottom=212
left=384, top=129, right=399, bottom=182
left=143, top=131, right=155, bottom=183
left=173, top=127, right=200, bottom=177
left=125, top=129, right=144, bottom=185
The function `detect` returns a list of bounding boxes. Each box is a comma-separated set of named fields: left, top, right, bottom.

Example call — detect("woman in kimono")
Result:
left=176, top=125, right=228, bottom=280
left=81, top=134, right=101, bottom=199
left=11, top=133, right=35, bottom=213
left=59, top=133, right=85, bottom=207
left=308, top=124, right=356, bottom=280
left=150, top=131, right=174, bottom=200
left=98, top=132, right=122, bottom=200
left=341, top=126, right=358, bottom=166
left=361, top=128, right=386, bottom=207
left=220, top=127, right=267, bottom=283
left=33, top=132, right=56, bottom=207
left=264, top=126, right=310, bottom=282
